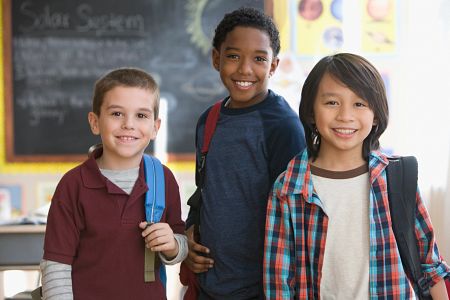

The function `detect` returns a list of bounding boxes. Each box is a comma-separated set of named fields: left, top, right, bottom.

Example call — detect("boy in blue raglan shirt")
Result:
left=183, top=7, right=306, bottom=300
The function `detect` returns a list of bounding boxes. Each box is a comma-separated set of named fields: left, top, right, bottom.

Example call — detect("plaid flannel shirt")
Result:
left=264, top=149, right=449, bottom=299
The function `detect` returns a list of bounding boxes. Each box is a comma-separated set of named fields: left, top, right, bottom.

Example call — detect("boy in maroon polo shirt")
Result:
left=40, top=68, right=187, bottom=300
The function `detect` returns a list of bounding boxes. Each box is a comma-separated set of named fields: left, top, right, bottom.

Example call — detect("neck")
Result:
left=96, top=153, right=141, bottom=170
left=312, top=149, right=366, bottom=171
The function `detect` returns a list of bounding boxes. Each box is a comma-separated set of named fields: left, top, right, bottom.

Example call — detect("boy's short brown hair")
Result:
left=92, top=67, right=160, bottom=119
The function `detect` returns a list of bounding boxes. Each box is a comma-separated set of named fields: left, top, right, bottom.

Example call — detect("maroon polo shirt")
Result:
left=43, top=152, right=185, bottom=300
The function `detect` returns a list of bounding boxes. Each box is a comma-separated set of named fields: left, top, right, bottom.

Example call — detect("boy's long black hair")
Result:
left=299, top=53, right=389, bottom=161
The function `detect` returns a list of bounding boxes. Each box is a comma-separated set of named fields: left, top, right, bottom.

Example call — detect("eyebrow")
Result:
left=105, top=105, right=153, bottom=113
left=319, top=92, right=340, bottom=97
left=224, top=46, right=270, bottom=55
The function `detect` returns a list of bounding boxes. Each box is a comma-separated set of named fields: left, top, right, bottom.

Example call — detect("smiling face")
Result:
left=313, top=72, right=376, bottom=165
left=212, top=26, right=279, bottom=109
left=88, top=86, right=160, bottom=169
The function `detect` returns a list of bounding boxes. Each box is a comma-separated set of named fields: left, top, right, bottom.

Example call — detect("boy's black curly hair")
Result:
left=212, top=7, right=280, bottom=57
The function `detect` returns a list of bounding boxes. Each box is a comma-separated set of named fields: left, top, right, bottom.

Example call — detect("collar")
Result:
left=279, top=149, right=390, bottom=201
left=80, top=148, right=146, bottom=192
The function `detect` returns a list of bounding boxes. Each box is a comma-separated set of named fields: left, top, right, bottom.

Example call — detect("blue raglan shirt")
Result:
left=186, top=90, right=305, bottom=299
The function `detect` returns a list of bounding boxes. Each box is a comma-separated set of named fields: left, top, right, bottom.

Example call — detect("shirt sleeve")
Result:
left=40, top=259, right=73, bottom=300
left=163, top=166, right=185, bottom=235
left=264, top=180, right=297, bottom=299
left=267, top=117, right=305, bottom=185
left=414, top=187, right=450, bottom=286
left=158, top=233, right=188, bottom=265
left=185, top=113, right=206, bottom=229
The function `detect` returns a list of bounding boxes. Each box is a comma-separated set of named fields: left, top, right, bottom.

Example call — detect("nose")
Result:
left=336, top=104, right=354, bottom=122
left=121, top=116, right=134, bottom=130
left=238, top=58, right=252, bottom=75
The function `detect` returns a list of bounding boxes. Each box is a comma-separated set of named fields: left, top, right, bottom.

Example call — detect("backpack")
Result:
left=386, top=156, right=431, bottom=299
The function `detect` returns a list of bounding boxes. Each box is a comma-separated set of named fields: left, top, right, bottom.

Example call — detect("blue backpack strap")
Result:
left=143, top=154, right=167, bottom=288
left=143, top=154, right=165, bottom=223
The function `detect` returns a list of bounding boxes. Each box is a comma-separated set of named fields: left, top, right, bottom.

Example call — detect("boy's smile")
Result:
left=212, top=26, right=279, bottom=109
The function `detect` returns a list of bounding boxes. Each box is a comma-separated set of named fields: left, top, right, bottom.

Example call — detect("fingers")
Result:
left=185, top=225, right=195, bottom=240
left=184, top=225, right=214, bottom=273
left=184, top=256, right=211, bottom=273
left=141, top=222, right=176, bottom=252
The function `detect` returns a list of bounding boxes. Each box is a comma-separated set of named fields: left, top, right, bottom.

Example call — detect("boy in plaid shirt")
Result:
left=264, top=53, right=449, bottom=299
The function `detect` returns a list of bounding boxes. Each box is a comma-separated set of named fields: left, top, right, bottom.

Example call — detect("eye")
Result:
left=355, top=101, right=368, bottom=108
left=325, top=100, right=338, bottom=106
left=111, top=111, right=123, bottom=117
left=255, top=56, right=268, bottom=62
left=226, top=54, right=239, bottom=60
left=137, top=113, right=149, bottom=119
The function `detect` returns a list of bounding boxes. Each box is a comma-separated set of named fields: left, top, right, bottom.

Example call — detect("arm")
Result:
left=268, top=117, right=305, bottom=184
left=429, top=279, right=449, bottom=300
left=183, top=112, right=214, bottom=272
left=414, top=188, right=450, bottom=297
left=264, top=184, right=296, bottom=299
left=40, top=259, right=73, bottom=299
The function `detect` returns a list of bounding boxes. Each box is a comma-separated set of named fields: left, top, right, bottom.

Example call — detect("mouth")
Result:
left=117, top=135, right=138, bottom=141
left=333, top=128, right=357, bottom=136
left=234, top=80, right=255, bottom=89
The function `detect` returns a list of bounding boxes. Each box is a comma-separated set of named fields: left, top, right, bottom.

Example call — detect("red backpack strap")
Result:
left=201, top=101, right=222, bottom=154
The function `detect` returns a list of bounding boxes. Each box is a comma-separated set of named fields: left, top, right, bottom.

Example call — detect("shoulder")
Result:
left=162, top=164, right=180, bottom=190
left=262, top=91, right=302, bottom=128
left=58, top=162, right=85, bottom=186
left=196, top=100, right=223, bottom=127
left=273, top=150, right=309, bottom=196
left=51, top=162, right=88, bottom=204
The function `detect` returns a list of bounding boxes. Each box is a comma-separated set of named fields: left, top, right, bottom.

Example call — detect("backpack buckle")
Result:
left=417, top=277, right=431, bottom=297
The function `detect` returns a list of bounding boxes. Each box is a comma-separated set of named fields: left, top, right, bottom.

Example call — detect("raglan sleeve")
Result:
left=267, top=115, right=306, bottom=184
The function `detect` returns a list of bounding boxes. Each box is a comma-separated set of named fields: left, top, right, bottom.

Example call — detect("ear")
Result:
left=88, top=112, right=100, bottom=135
left=269, top=56, right=280, bottom=78
left=211, top=48, right=220, bottom=71
left=151, top=118, right=161, bottom=140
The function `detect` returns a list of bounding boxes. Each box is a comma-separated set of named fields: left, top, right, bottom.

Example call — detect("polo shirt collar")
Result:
left=80, top=148, right=146, bottom=192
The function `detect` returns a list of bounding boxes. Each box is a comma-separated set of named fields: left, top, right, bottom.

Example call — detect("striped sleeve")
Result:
left=40, top=259, right=73, bottom=300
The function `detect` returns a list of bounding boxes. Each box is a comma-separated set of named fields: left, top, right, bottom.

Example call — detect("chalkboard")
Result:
left=3, top=0, right=266, bottom=162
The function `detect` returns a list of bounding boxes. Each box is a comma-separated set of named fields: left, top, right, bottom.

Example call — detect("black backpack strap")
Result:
left=387, top=156, right=431, bottom=299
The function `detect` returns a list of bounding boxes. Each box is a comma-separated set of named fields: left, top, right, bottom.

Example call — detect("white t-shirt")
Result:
left=311, top=164, right=370, bottom=300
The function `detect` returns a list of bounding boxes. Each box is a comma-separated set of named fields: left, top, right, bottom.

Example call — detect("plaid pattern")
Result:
left=264, top=149, right=449, bottom=299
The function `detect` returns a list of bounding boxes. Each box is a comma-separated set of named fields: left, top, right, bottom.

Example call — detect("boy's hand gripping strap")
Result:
left=143, top=154, right=167, bottom=286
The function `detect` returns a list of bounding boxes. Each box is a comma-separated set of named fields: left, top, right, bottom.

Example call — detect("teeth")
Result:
left=236, top=81, right=252, bottom=87
left=119, top=136, right=136, bottom=140
left=335, top=129, right=355, bottom=134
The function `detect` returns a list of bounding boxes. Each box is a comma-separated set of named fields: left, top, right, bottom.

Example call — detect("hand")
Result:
left=139, top=221, right=178, bottom=259
left=184, top=225, right=214, bottom=273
